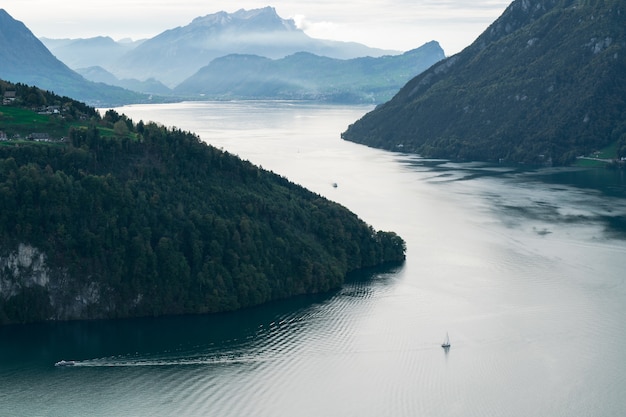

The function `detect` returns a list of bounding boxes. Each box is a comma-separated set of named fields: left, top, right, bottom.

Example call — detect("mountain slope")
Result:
left=0, top=9, right=146, bottom=106
left=341, top=0, right=626, bottom=165
left=174, top=41, right=445, bottom=103
left=110, top=7, right=398, bottom=87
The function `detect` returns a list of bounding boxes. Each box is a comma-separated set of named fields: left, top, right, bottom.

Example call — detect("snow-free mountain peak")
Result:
left=108, top=7, right=397, bottom=87
left=190, top=6, right=297, bottom=32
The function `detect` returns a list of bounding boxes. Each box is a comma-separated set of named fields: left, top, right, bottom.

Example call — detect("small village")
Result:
left=1, top=89, right=79, bottom=143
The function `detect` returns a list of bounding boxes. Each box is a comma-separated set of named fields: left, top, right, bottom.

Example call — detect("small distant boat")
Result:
left=441, top=332, right=451, bottom=348
left=54, top=360, right=76, bottom=367
left=332, top=182, right=338, bottom=188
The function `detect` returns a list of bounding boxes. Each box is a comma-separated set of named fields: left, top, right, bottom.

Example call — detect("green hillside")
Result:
left=342, top=0, right=626, bottom=165
left=0, top=81, right=99, bottom=140
left=0, top=81, right=405, bottom=324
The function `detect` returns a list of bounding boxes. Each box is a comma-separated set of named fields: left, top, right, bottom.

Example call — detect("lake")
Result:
left=1, top=101, right=625, bottom=416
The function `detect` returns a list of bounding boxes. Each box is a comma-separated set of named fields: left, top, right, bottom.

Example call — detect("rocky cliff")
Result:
left=0, top=243, right=106, bottom=321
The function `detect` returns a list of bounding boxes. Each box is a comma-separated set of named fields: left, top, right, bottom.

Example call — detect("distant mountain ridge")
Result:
left=107, top=6, right=399, bottom=87
left=175, top=42, right=445, bottom=103
left=2, top=6, right=440, bottom=105
left=0, top=9, right=146, bottom=106
left=75, top=66, right=172, bottom=96
left=40, top=36, right=143, bottom=69
left=341, top=0, right=626, bottom=164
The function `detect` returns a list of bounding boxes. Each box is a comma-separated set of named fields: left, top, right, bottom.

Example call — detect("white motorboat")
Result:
left=54, top=360, right=76, bottom=367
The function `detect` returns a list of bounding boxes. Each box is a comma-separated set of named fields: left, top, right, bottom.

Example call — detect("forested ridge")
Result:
left=342, top=0, right=626, bottom=165
left=0, top=83, right=405, bottom=324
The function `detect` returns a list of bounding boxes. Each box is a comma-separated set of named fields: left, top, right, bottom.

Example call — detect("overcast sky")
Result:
left=3, top=0, right=511, bottom=55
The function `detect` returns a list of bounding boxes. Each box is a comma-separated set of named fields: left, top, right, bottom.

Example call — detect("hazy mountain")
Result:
left=0, top=9, right=146, bottom=106
left=111, top=7, right=399, bottom=87
left=74, top=66, right=120, bottom=85
left=76, top=66, right=172, bottom=95
left=174, top=41, right=445, bottom=103
left=341, top=0, right=626, bottom=165
left=41, top=36, right=143, bottom=69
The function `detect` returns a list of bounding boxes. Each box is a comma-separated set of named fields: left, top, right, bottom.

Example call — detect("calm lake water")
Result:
left=2, top=101, right=625, bottom=416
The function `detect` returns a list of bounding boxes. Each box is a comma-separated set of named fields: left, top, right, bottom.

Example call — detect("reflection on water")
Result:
left=403, top=158, right=626, bottom=240
left=1, top=102, right=625, bottom=417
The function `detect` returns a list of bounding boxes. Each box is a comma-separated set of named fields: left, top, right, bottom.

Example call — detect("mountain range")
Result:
left=33, top=7, right=443, bottom=103
left=174, top=42, right=444, bottom=103
left=0, top=9, right=146, bottom=106
left=83, top=7, right=399, bottom=88
left=341, top=0, right=626, bottom=165
left=64, top=43, right=445, bottom=102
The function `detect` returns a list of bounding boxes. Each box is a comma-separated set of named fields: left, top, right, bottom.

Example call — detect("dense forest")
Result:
left=0, top=82, right=405, bottom=324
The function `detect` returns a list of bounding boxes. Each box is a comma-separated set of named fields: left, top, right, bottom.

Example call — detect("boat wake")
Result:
left=67, top=352, right=270, bottom=368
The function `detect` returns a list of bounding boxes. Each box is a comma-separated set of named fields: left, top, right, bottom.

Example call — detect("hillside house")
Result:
left=37, top=105, right=61, bottom=115
left=28, top=133, right=51, bottom=142
left=2, top=90, right=16, bottom=105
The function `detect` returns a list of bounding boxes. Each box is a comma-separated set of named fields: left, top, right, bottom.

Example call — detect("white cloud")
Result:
left=292, top=14, right=346, bottom=41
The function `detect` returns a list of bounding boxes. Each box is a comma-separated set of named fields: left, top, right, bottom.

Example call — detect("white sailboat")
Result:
left=441, top=332, right=451, bottom=348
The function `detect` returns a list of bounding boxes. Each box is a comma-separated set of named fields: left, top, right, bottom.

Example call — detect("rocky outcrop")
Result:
left=0, top=243, right=50, bottom=297
left=0, top=243, right=106, bottom=322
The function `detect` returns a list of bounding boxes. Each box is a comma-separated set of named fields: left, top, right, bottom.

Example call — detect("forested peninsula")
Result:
left=0, top=82, right=405, bottom=325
